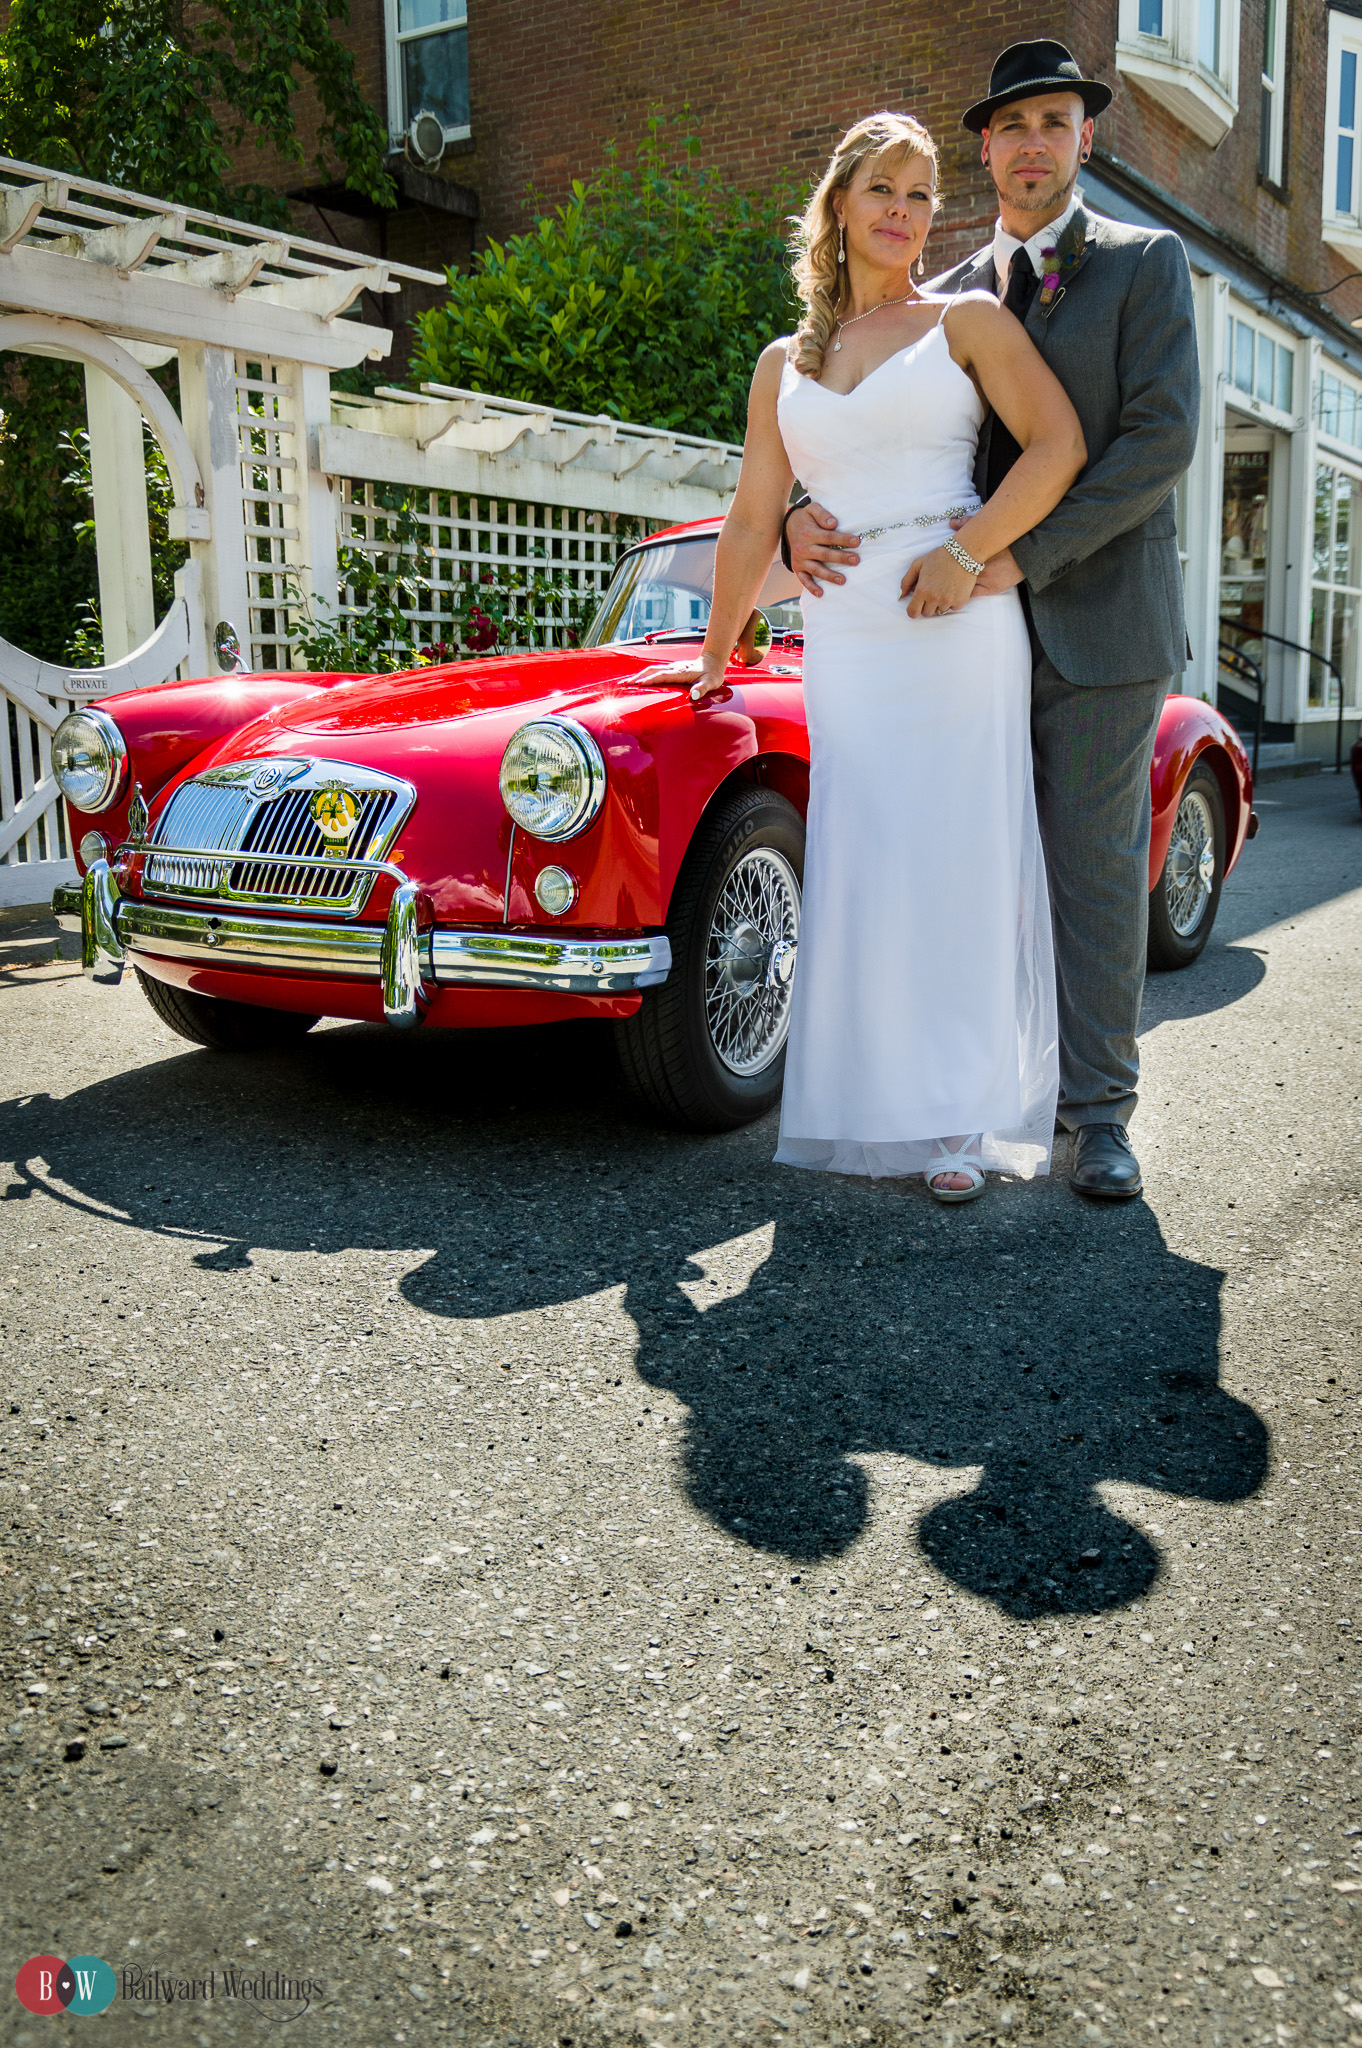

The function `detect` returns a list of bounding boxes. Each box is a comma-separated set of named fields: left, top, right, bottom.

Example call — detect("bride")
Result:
left=649, top=112, right=1085, bottom=1202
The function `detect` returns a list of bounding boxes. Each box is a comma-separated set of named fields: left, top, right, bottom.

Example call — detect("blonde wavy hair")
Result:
left=790, top=113, right=940, bottom=377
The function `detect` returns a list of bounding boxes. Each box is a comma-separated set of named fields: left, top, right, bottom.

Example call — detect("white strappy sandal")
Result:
left=925, top=1136, right=987, bottom=1205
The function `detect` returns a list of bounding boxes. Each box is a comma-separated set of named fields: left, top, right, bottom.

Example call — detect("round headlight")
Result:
left=499, top=718, right=606, bottom=842
left=52, top=709, right=128, bottom=812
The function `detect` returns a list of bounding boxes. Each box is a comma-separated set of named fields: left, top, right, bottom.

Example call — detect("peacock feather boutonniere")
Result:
left=1038, top=217, right=1086, bottom=316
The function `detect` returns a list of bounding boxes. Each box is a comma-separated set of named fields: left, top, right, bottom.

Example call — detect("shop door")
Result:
left=1219, top=435, right=1288, bottom=739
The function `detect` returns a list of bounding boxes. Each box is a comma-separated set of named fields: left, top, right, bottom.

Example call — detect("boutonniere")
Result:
left=1038, top=219, right=1086, bottom=315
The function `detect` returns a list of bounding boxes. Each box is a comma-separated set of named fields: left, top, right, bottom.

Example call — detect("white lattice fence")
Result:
left=336, top=480, right=647, bottom=659
left=236, top=355, right=300, bottom=670
left=1, top=685, right=73, bottom=904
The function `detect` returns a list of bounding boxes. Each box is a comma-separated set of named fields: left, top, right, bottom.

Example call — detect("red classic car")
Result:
left=52, top=516, right=1255, bottom=1130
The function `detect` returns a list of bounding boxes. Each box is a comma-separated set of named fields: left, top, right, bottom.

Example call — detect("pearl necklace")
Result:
left=831, top=289, right=919, bottom=352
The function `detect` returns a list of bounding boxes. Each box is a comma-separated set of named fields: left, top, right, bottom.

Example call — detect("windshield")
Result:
left=585, top=535, right=804, bottom=647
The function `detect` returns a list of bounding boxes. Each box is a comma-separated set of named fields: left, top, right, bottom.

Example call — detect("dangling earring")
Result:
left=837, top=223, right=845, bottom=265
left=915, top=250, right=926, bottom=278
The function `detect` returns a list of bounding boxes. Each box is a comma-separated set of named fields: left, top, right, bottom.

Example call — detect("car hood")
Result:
left=144, top=646, right=698, bottom=928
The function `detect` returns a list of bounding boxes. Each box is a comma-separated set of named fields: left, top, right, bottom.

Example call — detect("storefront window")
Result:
left=1221, top=448, right=1271, bottom=645
left=1311, top=463, right=1362, bottom=708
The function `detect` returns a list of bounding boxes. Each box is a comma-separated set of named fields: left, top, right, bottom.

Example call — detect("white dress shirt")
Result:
left=991, top=189, right=1082, bottom=298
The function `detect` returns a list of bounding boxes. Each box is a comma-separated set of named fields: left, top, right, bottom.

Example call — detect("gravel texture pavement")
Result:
left=1, top=770, right=1359, bottom=2048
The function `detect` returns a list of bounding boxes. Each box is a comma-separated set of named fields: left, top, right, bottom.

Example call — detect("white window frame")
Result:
left=1115, top=0, right=1240, bottom=146
left=384, top=0, right=471, bottom=148
left=1324, top=9, right=1362, bottom=260
left=1309, top=453, right=1362, bottom=714
left=1224, top=303, right=1304, bottom=428
left=1258, top=0, right=1288, bottom=183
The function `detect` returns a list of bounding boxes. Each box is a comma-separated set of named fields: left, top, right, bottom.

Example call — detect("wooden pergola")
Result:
left=0, top=155, right=442, bottom=904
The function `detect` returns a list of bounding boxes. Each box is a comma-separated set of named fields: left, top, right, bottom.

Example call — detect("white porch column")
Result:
left=1278, top=348, right=1318, bottom=733
left=1183, top=269, right=1229, bottom=699
left=1280, top=340, right=1323, bottom=728
left=83, top=365, right=155, bottom=662
left=176, top=341, right=251, bottom=671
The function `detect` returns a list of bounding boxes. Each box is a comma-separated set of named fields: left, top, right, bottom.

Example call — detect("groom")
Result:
left=783, top=41, right=1200, bottom=1199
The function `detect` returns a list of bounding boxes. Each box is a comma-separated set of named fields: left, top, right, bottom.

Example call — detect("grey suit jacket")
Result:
left=929, top=206, right=1199, bottom=687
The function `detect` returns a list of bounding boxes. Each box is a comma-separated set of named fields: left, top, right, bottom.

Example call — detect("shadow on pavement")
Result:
left=1140, top=939, right=1267, bottom=1025
left=1, top=1019, right=1267, bottom=1622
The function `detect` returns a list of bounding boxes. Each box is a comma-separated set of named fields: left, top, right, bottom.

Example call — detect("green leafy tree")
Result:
left=0, top=0, right=393, bottom=221
left=0, top=0, right=393, bottom=663
left=413, top=117, right=800, bottom=446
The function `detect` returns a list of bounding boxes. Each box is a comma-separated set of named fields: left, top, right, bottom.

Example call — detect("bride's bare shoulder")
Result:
left=941, top=288, right=1005, bottom=325
left=757, top=337, right=796, bottom=373
left=749, top=337, right=796, bottom=396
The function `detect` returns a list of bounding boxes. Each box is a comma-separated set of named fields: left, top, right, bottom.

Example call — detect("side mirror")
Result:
left=214, top=620, right=247, bottom=673
left=733, top=609, right=773, bottom=667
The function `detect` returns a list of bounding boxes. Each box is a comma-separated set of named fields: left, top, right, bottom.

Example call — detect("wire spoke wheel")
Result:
left=1164, top=787, right=1216, bottom=937
left=703, top=847, right=801, bottom=1076
left=614, top=787, right=805, bottom=1129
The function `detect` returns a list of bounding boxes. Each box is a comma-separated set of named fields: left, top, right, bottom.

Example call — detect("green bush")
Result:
left=413, top=118, right=801, bottom=446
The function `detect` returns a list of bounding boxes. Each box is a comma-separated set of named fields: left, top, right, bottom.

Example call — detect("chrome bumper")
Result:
left=56, top=868, right=670, bottom=1023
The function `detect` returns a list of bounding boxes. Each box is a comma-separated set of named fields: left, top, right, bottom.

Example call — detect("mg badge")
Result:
left=248, top=759, right=307, bottom=799
left=311, top=783, right=362, bottom=857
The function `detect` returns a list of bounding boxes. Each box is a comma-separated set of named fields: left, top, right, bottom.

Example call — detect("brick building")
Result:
left=234, top=3, right=1362, bottom=756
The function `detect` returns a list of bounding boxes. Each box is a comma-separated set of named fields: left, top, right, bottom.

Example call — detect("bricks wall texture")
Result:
left=4, top=1, right=1354, bottom=344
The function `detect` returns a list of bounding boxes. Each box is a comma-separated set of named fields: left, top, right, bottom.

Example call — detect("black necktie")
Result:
left=985, top=258, right=1039, bottom=497
left=1003, top=253, right=1040, bottom=317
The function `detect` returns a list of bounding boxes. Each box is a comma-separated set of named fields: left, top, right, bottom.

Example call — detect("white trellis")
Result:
left=0, top=157, right=743, bottom=906
left=0, top=157, right=439, bottom=905
left=320, top=384, right=741, bottom=662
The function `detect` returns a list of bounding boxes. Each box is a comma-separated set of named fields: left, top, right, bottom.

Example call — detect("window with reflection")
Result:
left=387, top=0, right=469, bottom=138
left=1326, top=11, right=1362, bottom=237
left=1311, top=463, right=1362, bottom=709
left=1259, top=0, right=1287, bottom=183
left=585, top=537, right=803, bottom=648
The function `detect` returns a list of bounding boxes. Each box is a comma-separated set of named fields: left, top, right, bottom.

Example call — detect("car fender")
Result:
left=509, top=676, right=809, bottom=928
left=1149, top=693, right=1253, bottom=891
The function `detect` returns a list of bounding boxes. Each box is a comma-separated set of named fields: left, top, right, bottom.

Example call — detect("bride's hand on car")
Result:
left=636, top=651, right=731, bottom=703
left=899, top=546, right=980, bottom=618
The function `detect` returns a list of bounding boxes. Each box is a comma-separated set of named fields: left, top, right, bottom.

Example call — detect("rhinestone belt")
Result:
left=857, top=502, right=981, bottom=543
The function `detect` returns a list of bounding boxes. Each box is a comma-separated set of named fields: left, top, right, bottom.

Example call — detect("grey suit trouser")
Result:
left=1030, top=653, right=1170, bottom=1131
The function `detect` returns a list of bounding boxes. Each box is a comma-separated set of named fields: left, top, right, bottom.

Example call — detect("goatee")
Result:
left=1005, top=171, right=1078, bottom=215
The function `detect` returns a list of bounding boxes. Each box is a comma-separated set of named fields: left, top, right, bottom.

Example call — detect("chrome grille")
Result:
left=143, top=761, right=414, bottom=916
left=228, top=787, right=399, bottom=904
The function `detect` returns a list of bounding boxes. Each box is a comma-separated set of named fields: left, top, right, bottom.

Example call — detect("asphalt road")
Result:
left=2, top=770, right=1359, bottom=2048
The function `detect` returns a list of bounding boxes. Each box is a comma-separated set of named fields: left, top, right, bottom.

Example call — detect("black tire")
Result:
left=135, top=967, right=319, bottom=1051
left=615, top=787, right=804, bottom=1130
left=1147, top=760, right=1226, bottom=971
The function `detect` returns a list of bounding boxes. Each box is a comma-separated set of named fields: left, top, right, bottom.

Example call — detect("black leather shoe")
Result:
left=1069, top=1123, right=1143, bottom=1199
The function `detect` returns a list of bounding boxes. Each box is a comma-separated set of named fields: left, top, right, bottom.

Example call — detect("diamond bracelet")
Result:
left=944, top=535, right=986, bottom=577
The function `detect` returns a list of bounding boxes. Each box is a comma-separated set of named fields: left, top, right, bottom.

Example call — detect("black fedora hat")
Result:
left=963, top=39, right=1113, bottom=133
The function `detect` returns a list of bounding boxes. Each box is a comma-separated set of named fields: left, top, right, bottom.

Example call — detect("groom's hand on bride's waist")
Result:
left=785, top=500, right=860, bottom=595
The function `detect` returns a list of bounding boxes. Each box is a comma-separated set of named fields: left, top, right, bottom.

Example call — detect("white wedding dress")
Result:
left=774, top=310, right=1059, bottom=1179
